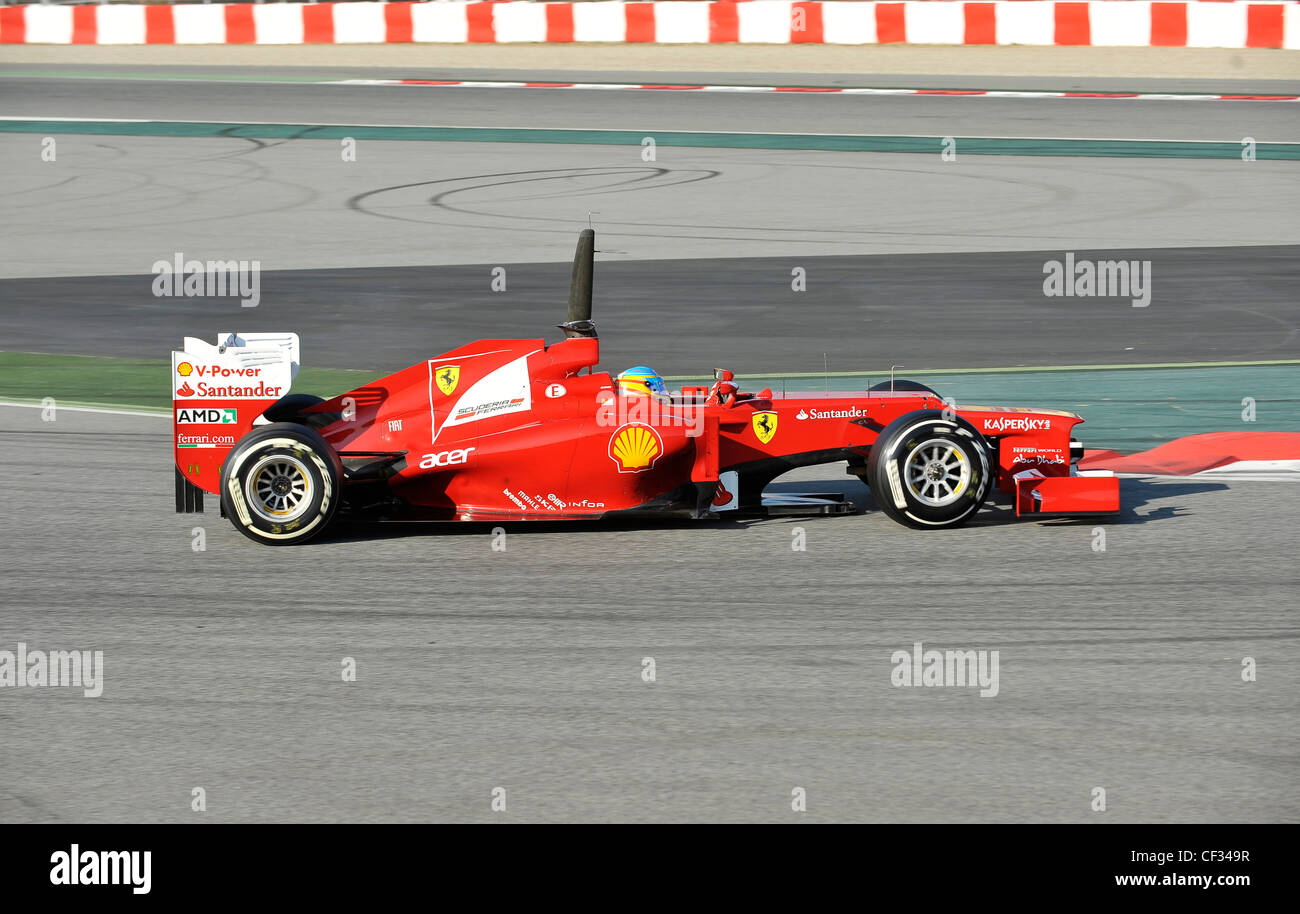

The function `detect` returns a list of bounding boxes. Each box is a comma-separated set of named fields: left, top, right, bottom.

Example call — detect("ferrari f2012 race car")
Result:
left=172, top=231, right=1119, bottom=544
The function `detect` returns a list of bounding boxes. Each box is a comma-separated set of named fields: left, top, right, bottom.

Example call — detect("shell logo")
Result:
left=608, top=423, right=663, bottom=473
left=177, top=362, right=193, bottom=377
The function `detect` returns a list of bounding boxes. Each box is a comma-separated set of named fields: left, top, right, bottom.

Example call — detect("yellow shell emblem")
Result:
left=751, top=411, right=778, bottom=444
left=608, top=424, right=663, bottom=473
left=435, top=364, right=460, bottom=396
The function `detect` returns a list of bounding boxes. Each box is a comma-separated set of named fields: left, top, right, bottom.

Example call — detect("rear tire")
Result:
left=220, top=423, right=342, bottom=545
left=866, top=409, right=990, bottom=529
left=867, top=379, right=942, bottom=397
left=262, top=393, right=333, bottom=429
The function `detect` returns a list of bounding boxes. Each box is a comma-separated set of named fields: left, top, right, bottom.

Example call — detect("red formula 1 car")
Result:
left=171, top=231, right=1119, bottom=545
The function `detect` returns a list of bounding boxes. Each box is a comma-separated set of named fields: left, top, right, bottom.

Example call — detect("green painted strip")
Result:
left=3, top=351, right=1294, bottom=452
left=664, top=358, right=1300, bottom=381
left=695, top=364, right=1299, bottom=453
left=3, top=119, right=1297, bottom=159
left=0, top=351, right=373, bottom=412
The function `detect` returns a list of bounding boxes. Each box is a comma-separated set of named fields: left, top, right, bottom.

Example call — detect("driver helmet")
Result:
left=616, top=366, right=670, bottom=402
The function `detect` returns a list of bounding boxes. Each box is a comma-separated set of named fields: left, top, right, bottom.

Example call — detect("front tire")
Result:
left=220, top=423, right=342, bottom=545
left=866, top=409, right=991, bottom=529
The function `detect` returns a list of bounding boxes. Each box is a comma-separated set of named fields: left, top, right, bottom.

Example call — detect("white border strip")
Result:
left=0, top=399, right=170, bottom=417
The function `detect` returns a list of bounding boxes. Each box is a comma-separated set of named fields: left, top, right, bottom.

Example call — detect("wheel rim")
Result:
left=245, top=454, right=313, bottom=523
left=903, top=438, right=972, bottom=508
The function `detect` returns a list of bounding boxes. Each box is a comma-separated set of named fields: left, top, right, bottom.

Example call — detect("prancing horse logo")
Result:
left=435, top=365, right=460, bottom=396
left=751, top=411, right=777, bottom=444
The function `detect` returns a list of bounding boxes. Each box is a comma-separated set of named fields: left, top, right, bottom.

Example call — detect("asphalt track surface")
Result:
left=3, top=247, right=1298, bottom=376
left=1, top=66, right=1298, bottom=823
left=7, top=70, right=1300, bottom=140
left=1, top=404, right=1297, bottom=823
left=4, top=72, right=1299, bottom=288
left=7, top=133, right=1298, bottom=279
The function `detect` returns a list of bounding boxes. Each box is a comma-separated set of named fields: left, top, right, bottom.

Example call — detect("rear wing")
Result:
left=173, top=332, right=299, bottom=511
